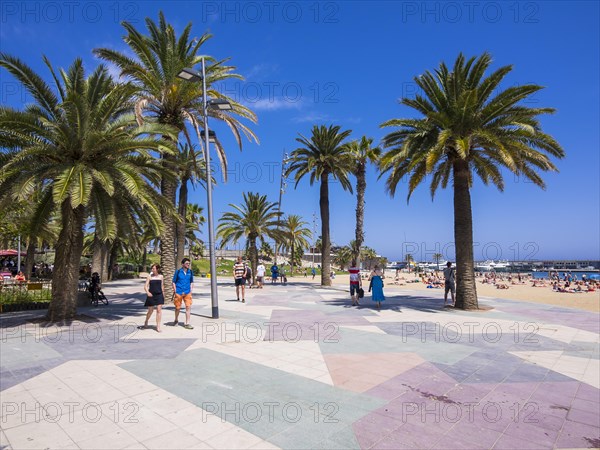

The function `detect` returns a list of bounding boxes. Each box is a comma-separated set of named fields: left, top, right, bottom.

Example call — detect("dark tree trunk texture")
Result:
left=47, top=202, right=85, bottom=321
left=355, top=163, right=366, bottom=267
left=176, top=179, right=188, bottom=265
left=161, top=173, right=177, bottom=301
left=452, top=160, right=479, bottom=310
left=320, top=174, right=331, bottom=286
left=25, top=240, right=35, bottom=279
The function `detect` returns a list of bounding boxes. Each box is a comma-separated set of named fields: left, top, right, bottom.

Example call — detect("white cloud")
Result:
left=249, top=97, right=303, bottom=111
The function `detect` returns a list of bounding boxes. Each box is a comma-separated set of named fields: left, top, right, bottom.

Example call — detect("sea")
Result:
left=531, top=271, right=600, bottom=280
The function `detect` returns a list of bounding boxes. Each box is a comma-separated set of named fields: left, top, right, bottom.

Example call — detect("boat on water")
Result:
left=475, top=260, right=510, bottom=271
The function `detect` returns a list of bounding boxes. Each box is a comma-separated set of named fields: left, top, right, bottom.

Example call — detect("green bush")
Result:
left=0, top=288, right=51, bottom=305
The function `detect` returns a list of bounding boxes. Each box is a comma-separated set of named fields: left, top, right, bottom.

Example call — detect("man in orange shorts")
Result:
left=172, top=258, right=194, bottom=329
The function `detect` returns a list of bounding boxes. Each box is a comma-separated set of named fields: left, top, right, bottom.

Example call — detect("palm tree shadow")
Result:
left=320, top=294, right=451, bottom=314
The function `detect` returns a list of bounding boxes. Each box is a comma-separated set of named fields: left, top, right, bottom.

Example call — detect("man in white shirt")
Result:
left=443, top=261, right=456, bottom=306
left=256, top=262, right=266, bottom=288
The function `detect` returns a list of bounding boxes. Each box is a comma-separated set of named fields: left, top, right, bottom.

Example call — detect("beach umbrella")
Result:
left=0, top=249, right=27, bottom=257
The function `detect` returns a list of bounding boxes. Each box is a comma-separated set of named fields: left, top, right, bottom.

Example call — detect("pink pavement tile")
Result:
left=555, top=420, right=600, bottom=449
left=504, top=421, right=559, bottom=448
left=442, top=422, right=503, bottom=448
left=575, top=383, right=600, bottom=402
left=323, top=353, right=426, bottom=393
left=352, top=411, right=403, bottom=449
left=570, top=397, right=600, bottom=414
left=492, top=434, right=544, bottom=449
left=566, top=407, right=600, bottom=427
left=526, top=410, right=565, bottom=433
left=365, top=381, right=412, bottom=401
left=535, top=381, right=580, bottom=399
left=376, top=422, right=445, bottom=449
left=432, top=434, right=488, bottom=450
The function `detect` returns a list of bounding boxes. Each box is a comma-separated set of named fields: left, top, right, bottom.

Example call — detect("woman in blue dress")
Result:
left=142, top=264, right=164, bottom=332
left=369, top=265, right=385, bottom=310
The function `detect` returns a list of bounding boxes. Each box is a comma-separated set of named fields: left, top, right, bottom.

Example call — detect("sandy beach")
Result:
left=275, top=273, right=600, bottom=313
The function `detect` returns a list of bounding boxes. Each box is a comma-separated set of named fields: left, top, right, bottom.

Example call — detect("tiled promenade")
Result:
left=1, top=278, right=598, bottom=449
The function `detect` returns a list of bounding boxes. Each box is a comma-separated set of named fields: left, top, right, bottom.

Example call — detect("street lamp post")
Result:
left=178, top=58, right=232, bottom=319
left=273, top=150, right=288, bottom=266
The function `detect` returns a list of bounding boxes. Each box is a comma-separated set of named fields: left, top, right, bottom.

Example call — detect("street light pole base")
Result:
left=212, top=306, right=219, bottom=319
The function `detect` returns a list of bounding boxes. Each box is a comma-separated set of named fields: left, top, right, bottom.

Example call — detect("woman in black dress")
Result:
left=142, top=264, right=164, bottom=332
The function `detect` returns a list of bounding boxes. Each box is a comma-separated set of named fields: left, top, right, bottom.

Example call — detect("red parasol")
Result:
left=0, top=249, right=27, bottom=257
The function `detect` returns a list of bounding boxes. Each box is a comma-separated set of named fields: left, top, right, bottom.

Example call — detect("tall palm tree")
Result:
left=94, top=12, right=258, bottom=298
left=217, top=193, right=283, bottom=285
left=286, top=125, right=353, bottom=286
left=174, top=144, right=208, bottom=263
left=380, top=53, right=564, bottom=309
left=0, top=55, right=175, bottom=320
left=185, top=203, right=205, bottom=253
left=345, top=137, right=381, bottom=266
left=281, top=215, right=312, bottom=275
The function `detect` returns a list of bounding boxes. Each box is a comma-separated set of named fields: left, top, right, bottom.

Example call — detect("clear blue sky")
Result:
left=1, top=1, right=598, bottom=261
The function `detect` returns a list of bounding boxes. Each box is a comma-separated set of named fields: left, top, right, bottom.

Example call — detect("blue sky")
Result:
left=1, top=1, right=598, bottom=261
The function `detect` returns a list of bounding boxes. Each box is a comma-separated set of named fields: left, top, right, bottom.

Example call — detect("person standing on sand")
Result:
left=443, top=261, right=456, bottom=306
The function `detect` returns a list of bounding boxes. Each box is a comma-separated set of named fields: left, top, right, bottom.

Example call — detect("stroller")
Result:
left=88, top=272, right=109, bottom=306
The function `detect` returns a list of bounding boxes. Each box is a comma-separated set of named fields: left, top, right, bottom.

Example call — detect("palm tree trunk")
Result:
left=320, top=175, right=331, bottom=286
left=355, top=164, right=366, bottom=267
left=161, top=175, right=177, bottom=301
left=107, top=244, right=118, bottom=281
left=176, top=179, right=188, bottom=264
left=249, top=236, right=258, bottom=286
left=47, top=202, right=85, bottom=321
left=25, top=240, right=35, bottom=279
left=453, top=160, right=479, bottom=310
left=91, top=235, right=103, bottom=279
left=291, top=243, right=295, bottom=275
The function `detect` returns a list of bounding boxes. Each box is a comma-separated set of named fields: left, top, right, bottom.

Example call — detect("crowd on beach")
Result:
left=387, top=269, right=599, bottom=294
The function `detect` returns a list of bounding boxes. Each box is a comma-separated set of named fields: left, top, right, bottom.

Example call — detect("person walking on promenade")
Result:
left=233, top=256, right=247, bottom=302
left=443, top=261, right=456, bottom=306
left=271, top=262, right=279, bottom=284
left=349, top=260, right=362, bottom=306
left=256, top=261, right=266, bottom=288
left=172, top=258, right=194, bottom=329
left=311, top=266, right=316, bottom=280
left=369, top=265, right=385, bottom=310
left=142, top=264, right=164, bottom=332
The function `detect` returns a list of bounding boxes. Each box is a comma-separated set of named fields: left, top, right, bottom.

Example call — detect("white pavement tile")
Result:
left=2, top=419, right=77, bottom=449
left=203, top=426, right=264, bottom=449
left=142, top=427, right=205, bottom=449
left=182, top=413, right=236, bottom=441
left=0, top=428, right=13, bottom=450
left=76, top=429, right=140, bottom=449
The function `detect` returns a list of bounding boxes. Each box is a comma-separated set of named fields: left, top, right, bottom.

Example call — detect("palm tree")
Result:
left=185, top=203, right=205, bottom=253
left=174, top=144, right=208, bottom=263
left=217, top=193, right=283, bottom=285
left=281, top=215, right=312, bottom=275
left=345, top=137, right=381, bottom=266
left=333, top=245, right=353, bottom=271
left=380, top=53, right=564, bottom=309
left=94, top=12, right=258, bottom=298
left=286, top=125, right=353, bottom=286
left=433, top=253, right=444, bottom=271
left=0, top=55, right=175, bottom=320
